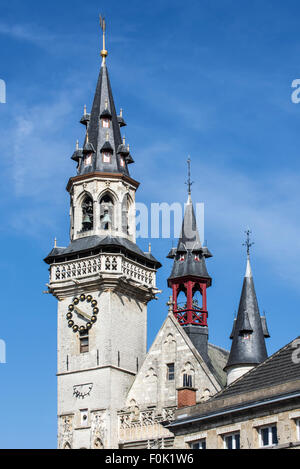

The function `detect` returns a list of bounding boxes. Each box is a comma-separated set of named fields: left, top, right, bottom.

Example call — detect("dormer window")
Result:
left=102, top=118, right=110, bottom=128
left=102, top=152, right=111, bottom=164
left=180, top=255, right=185, bottom=262
left=120, top=156, right=125, bottom=168
left=194, top=255, right=200, bottom=262
left=84, top=153, right=92, bottom=166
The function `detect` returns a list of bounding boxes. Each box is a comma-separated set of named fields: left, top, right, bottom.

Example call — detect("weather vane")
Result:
left=185, top=157, right=194, bottom=195
left=243, top=229, right=254, bottom=256
left=99, top=15, right=108, bottom=64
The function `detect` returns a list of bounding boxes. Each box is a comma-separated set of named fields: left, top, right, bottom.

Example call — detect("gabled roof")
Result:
left=125, top=311, right=229, bottom=408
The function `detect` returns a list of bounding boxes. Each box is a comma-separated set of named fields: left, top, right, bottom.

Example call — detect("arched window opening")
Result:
left=100, top=194, right=114, bottom=230
left=82, top=195, right=94, bottom=232
left=192, top=284, right=203, bottom=311
left=122, top=194, right=130, bottom=234
left=177, top=287, right=187, bottom=311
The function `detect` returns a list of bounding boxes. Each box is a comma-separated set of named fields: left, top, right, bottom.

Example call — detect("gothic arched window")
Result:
left=100, top=194, right=114, bottom=230
left=122, top=194, right=130, bottom=234
left=82, top=195, right=94, bottom=232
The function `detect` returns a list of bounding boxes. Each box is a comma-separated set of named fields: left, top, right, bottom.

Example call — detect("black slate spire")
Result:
left=167, top=193, right=212, bottom=283
left=225, top=255, right=268, bottom=371
left=76, top=62, right=132, bottom=176
left=74, top=20, right=132, bottom=177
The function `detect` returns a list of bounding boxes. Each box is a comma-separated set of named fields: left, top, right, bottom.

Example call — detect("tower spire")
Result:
left=167, top=186, right=213, bottom=360
left=225, top=234, right=269, bottom=385
left=99, top=15, right=108, bottom=65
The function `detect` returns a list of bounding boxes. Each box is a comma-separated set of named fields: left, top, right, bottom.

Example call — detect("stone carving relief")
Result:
left=73, top=383, right=93, bottom=399
left=58, top=415, right=74, bottom=449
left=91, top=411, right=106, bottom=449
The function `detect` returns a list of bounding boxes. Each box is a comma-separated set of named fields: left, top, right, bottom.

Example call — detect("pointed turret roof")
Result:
left=225, top=256, right=268, bottom=370
left=168, top=194, right=212, bottom=284
left=75, top=61, right=132, bottom=176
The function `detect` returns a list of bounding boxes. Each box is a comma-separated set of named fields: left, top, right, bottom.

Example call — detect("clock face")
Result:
left=66, top=294, right=99, bottom=334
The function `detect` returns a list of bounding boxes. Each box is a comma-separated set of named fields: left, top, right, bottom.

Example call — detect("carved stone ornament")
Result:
left=73, top=383, right=93, bottom=399
left=91, top=411, right=106, bottom=449
left=58, top=415, right=74, bottom=449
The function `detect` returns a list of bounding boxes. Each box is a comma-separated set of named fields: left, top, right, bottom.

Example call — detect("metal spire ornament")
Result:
left=243, top=229, right=254, bottom=257
left=99, top=15, right=108, bottom=64
left=185, top=157, right=194, bottom=198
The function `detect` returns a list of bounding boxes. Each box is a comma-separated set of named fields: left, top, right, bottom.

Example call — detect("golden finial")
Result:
left=120, top=108, right=123, bottom=117
left=76, top=139, right=79, bottom=150
left=127, top=143, right=130, bottom=152
left=84, top=104, right=87, bottom=115
left=86, top=128, right=89, bottom=143
left=123, top=136, right=126, bottom=145
left=148, top=243, right=151, bottom=253
left=54, top=237, right=57, bottom=248
left=99, top=15, right=108, bottom=64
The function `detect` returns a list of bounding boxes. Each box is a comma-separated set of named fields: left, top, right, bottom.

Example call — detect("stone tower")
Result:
left=44, top=21, right=161, bottom=449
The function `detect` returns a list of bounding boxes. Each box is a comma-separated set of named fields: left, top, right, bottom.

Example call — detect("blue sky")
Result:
left=1, top=0, right=300, bottom=448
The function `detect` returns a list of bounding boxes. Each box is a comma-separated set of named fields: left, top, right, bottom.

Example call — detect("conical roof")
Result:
left=225, top=256, right=268, bottom=370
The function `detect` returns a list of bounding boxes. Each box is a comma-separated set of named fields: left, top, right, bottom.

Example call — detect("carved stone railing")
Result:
left=49, top=253, right=155, bottom=288
left=118, top=408, right=175, bottom=443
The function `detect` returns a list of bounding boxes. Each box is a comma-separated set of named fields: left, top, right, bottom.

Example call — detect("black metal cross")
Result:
left=185, top=157, right=194, bottom=194
left=243, top=229, right=254, bottom=256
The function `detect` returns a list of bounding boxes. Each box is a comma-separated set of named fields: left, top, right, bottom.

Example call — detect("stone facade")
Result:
left=116, top=312, right=228, bottom=448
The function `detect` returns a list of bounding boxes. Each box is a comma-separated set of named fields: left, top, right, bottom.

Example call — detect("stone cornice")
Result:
left=66, top=172, right=140, bottom=193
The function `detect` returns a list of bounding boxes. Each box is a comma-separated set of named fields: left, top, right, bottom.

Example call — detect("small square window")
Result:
left=84, top=154, right=92, bottom=166
left=224, top=433, right=240, bottom=450
left=102, top=119, right=110, bottom=128
left=259, top=425, right=278, bottom=447
left=103, top=152, right=111, bottom=163
left=167, top=363, right=175, bottom=381
left=190, top=439, right=206, bottom=449
left=80, top=335, right=89, bottom=354
left=80, top=409, right=88, bottom=427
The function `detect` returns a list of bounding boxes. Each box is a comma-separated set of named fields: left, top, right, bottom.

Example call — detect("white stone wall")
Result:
left=56, top=286, right=149, bottom=448
left=69, top=175, right=137, bottom=243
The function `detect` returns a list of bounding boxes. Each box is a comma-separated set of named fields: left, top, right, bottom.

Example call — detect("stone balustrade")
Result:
left=49, top=253, right=155, bottom=288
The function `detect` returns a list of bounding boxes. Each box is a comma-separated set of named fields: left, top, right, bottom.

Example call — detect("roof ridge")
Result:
left=212, top=336, right=300, bottom=400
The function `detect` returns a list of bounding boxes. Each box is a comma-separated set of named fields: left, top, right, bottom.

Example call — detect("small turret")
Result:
left=225, top=231, right=269, bottom=385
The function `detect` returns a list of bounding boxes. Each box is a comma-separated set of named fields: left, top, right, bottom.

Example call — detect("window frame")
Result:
left=258, top=424, right=278, bottom=448
left=296, top=419, right=300, bottom=441
left=102, top=152, right=111, bottom=164
left=167, top=363, right=175, bottom=381
left=79, top=333, right=89, bottom=354
left=84, top=153, right=92, bottom=166
left=102, top=118, right=110, bottom=128
left=190, top=439, right=206, bottom=449
left=223, top=432, right=240, bottom=450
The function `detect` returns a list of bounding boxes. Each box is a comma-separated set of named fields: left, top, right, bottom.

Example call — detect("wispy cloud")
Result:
left=0, top=22, right=56, bottom=46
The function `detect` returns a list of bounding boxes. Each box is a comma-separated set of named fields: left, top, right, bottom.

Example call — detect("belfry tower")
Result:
left=44, top=18, right=160, bottom=449
left=167, top=162, right=213, bottom=360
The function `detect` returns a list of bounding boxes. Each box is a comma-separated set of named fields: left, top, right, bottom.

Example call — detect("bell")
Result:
left=101, top=212, right=111, bottom=224
left=83, top=214, right=91, bottom=224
